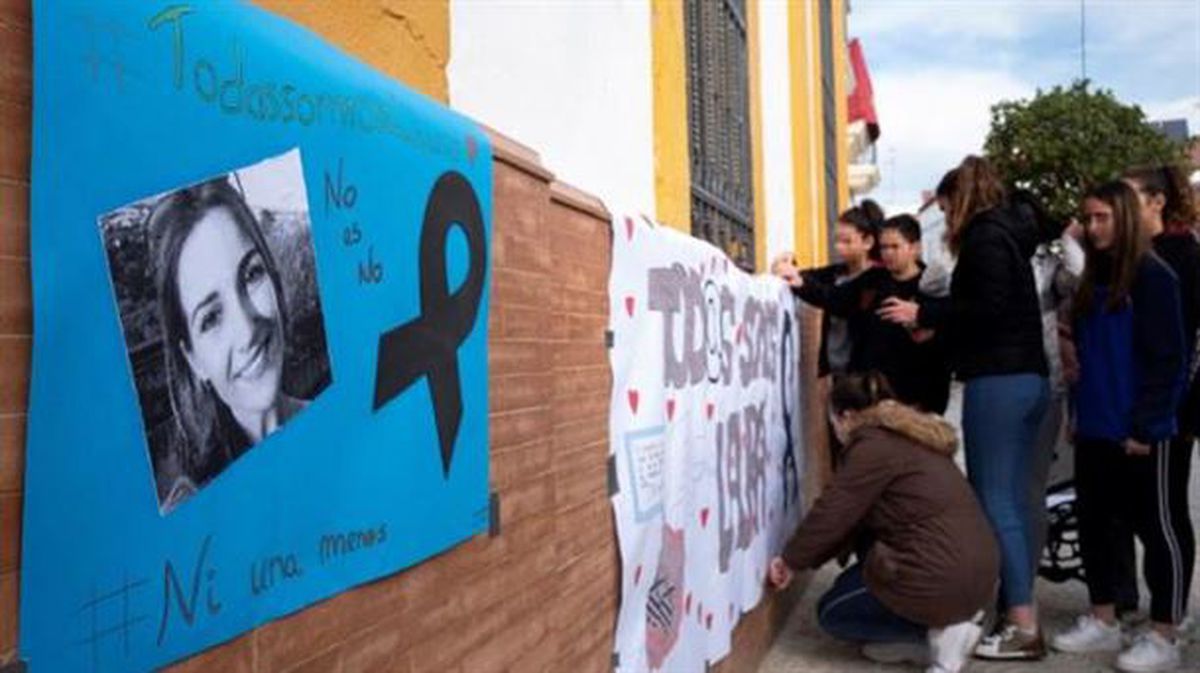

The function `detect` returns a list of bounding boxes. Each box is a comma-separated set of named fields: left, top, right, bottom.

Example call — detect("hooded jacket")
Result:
left=781, top=401, right=1000, bottom=627
left=919, top=191, right=1064, bottom=380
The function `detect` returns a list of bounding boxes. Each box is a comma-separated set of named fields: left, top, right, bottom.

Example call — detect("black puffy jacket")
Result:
left=919, top=192, right=1063, bottom=380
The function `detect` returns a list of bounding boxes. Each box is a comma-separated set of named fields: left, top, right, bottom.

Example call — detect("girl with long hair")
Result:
left=1124, top=164, right=1200, bottom=443
left=1050, top=180, right=1187, bottom=672
left=882, top=155, right=1062, bottom=659
left=152, top=177, right=307, bottom=511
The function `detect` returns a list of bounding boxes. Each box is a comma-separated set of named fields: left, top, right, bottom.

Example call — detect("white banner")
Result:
left=608, top=215, right=806, bottom=672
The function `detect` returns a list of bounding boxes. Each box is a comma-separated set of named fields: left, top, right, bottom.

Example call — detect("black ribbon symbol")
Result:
left=373, top=171, right=487, bottom=477
left=779, top=311, right=799, bottom=509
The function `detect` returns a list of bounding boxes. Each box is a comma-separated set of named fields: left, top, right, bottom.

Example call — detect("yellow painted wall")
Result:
left=831, top=0, right=851, bottom=215
left=747, top=0, right=766, bottom=272
left=253, top=0, right=449, bottom=102
left=787, top=0, right=850, bottom=268
left=651, top=0, right=691, bottom=233
left=788, top=0, right=826, bottom=268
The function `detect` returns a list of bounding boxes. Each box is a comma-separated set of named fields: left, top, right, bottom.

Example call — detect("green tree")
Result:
left=984, top=80, right=1183, bottom=221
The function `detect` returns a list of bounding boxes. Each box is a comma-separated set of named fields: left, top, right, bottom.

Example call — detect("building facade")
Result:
left=0, top=1, right=873, bottom=670
left=253, top=0, right=872, bottom=269
left=450, top=0, right=864, bottom=270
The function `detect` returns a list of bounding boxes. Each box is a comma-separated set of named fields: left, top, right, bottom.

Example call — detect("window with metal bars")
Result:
left=685, top=0, right=755, bottom=271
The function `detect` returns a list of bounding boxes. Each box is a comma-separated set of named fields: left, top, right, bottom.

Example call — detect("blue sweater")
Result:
left=1074, top=253, right=1186, bottom=443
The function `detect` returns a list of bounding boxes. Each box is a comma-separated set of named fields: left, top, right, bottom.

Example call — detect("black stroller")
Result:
left=1040, top=456, right=1084, bottom=584
left=1039, top=398, right=1085, bottom=584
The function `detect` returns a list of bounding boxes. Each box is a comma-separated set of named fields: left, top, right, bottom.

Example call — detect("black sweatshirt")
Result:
left=1153, top=232, right=1200, bottom=435
left=801, top=262, right=855, bottom=377
left=794, top=266, right=952, bottom=413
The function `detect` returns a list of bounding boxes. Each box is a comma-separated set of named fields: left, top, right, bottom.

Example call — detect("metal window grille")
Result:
left=685, top=0, right=755, bottom=271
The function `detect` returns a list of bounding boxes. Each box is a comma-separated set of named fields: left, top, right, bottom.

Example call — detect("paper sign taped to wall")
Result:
left=608, top=215, right=806, bottom=672
left=21, top=2, right=491, bottom=670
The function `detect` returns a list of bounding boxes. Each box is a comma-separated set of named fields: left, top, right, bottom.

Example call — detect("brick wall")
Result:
left=0, top=0, right=31, bottom=663
left=0, top=0, right=830, bottom=669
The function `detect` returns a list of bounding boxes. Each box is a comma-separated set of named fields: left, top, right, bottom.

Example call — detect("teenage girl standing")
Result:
left=1124, top=167, right=1200, bottom=575
left=888, top=156, right=1060, bottom=659
left=772, top=200, right=885, bottom=377
left=1051, top=181, right=1187, bottom=672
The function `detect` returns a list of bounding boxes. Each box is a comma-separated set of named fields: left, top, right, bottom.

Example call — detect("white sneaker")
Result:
left=860, top=641, right=930, bottom=666
left=926, top=618, right=983, bottom=673
left=1051, top=614, right=1122, bottom=653
left=1116, top=631, right=1181, bottom=672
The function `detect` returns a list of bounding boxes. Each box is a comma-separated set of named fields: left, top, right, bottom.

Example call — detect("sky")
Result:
left=848, top=0, right=1200, bottom=213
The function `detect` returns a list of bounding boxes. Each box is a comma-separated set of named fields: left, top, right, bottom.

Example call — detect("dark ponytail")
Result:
left=838, top=199, right=886, bottom=260
left=859, top=199, right=885, bottom=228
left=830, top=371, right=895, bottom=414
left=1123, top=164, right=1197, bottom=234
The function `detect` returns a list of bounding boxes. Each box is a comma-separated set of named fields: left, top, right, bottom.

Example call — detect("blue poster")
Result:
left=21, top=2, right=491, bottom=670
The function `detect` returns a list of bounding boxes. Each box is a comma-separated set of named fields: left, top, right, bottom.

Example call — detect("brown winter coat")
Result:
left=781, top=401, right=1000, bottom=627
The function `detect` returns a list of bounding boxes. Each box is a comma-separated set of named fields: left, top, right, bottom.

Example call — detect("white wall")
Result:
left=759, top=0, right=796, bottom=262
left=449, top=1, right=655, bottom=215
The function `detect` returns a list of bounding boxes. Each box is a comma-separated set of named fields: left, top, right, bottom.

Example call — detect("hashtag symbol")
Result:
left=78, top=575, right=149, bottom=671
left=81, top=16, right=127, bottom=91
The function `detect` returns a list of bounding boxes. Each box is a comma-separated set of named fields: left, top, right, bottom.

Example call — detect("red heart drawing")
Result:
left=625, top=216, right=635, bottom=241
left=634, top=564, right=642, bottom=585
left=666, top=399, right=676, bottom=421
left=628, top=390, right=639, bottom=415
left=705, top=402, right=715, bottom=420
left=700, top=508, right=710, bottom=528
left=706, top=613, right=713, bottom=630
left=685, top=592, right=693, bottom=615
left=624, top=296, right=635, bottom=317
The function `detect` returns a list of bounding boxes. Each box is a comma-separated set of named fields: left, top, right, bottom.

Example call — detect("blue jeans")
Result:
left=963, top=373, right=1050, bottom=608
left=817, top=564, right=925, bottom=643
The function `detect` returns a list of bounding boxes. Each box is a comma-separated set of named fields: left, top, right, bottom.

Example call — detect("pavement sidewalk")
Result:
left=759, top=562, right=1200, bottom=673
left=760, top=471, right=1200, bottom=673
left=760, top=386, right=1200, bottom=673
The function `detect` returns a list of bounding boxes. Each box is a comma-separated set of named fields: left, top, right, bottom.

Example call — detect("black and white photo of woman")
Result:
left=99, top=150, right=331, bottom=514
